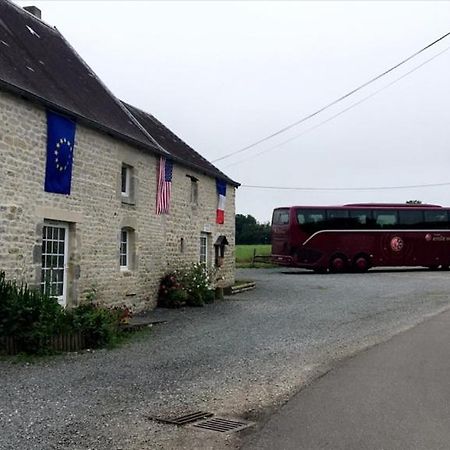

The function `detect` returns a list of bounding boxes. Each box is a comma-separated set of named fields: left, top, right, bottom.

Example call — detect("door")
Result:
left=41, top=222, right=69, bottom=306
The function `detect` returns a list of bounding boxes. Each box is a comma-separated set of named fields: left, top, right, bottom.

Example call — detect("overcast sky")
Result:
left=15, top=0, right=450, bottom=222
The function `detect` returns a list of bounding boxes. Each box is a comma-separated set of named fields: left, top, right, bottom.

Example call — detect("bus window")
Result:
left=273, top=209, right=290, bottom=225
left=424, top=210, right=449, bottom=229
left=398, top=210, right=424, bottom=229
left=349, top=210, right=372, bottom=228
left=327, top=209, right=349, bottom=229
left=296, top=209, right=326, bottom=232
left=374, top=210, right=397, bottom=228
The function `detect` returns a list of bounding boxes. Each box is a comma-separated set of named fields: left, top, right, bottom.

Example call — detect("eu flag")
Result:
left=44, top=111, right=76, bottom=195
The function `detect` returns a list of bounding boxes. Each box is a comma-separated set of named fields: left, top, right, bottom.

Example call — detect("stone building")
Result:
left=0, top=0, right=238, bottom=309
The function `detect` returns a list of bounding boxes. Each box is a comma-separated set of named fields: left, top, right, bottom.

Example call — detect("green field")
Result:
left=236, top=244, right=272, bottom=265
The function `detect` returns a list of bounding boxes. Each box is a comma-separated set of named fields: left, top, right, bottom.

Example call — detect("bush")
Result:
left=182, top=263, right=214, bottom=307
left=0, top=272, right=64, bottom=354
left=157, top=265, right=216, bottom=308
left=0, top=272, right=125, bottom=354
left=157, top=272, right=187, bottom=308
left=69, top=303, right=122, bottom=348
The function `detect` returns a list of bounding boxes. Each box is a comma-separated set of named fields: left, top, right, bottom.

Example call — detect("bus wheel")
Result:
left=428, top=265, right=439, bottom=271
left=314, top=267, right=328, bottom=274
left=353, top=255, right=370, bottom=273
left=329, top=255, right=347, bottom=273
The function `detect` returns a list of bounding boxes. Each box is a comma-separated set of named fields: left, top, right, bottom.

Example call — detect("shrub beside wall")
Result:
left=0, top=272, right=124, bottom=355
left=157, top=263, right=215, bottom=308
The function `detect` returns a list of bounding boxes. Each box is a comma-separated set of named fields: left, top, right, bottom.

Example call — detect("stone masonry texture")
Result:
left=0, top=90, right=236, bottom=310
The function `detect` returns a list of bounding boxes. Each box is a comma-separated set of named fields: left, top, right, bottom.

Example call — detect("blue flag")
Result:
left=44, top=111, right=76, bottom=195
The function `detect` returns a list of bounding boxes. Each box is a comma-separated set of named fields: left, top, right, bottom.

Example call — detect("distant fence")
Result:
left=251, top=248, right=272, bottom=264
left=0, top=332, right=87, bottom=355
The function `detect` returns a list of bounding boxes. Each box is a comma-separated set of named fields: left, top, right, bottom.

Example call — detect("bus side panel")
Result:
left=302, top=232, right=378, bottom=268
left=303, top=231, right=450, bottom=269
left=400, top=232, right=450, bottom=267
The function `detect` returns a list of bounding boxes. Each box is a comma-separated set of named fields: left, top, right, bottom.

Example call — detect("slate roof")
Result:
left=123, top=103, right=238, bottom=186
left=0, top=0, right=238, bottom=186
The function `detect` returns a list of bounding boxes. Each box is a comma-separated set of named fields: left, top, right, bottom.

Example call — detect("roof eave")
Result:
left=0, top=81, right=240, bottom=187
left=0, top=80, right=161, bottom=154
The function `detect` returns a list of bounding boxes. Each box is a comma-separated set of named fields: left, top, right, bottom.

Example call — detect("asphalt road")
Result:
left=1, top=268, right=450, bottom=449
left=243, top=306, right=450, bottom=450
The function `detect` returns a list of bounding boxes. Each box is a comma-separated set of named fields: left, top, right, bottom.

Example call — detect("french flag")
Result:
left=216, top=179, right=226, bottom=224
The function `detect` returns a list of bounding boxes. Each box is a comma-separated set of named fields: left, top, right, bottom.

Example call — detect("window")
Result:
left=349, top=210, right=372, bottom=228
left=326, top=209, right=349, bottom=229
left=374, top=210, right=397, bottom=228
left=41, top=222, right=69, bottom=306
left=296, top=209, right=326, bottom=232
left=398, top=210, right=424, bottom=228
left=200, top=233, right=209, bottom=265
left=273, top=209, right=289, bottom=225
left=121, top=164, right=135, bottom=204
left=424, top=210, right=449, bottom=229
left=190, top=178, right=198, bottom=205
left=120, top=228, right=129, bottom=270
left=121, top=164, right=130, bottom=197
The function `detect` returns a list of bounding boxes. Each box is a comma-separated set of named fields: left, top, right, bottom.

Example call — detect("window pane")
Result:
left=120, top=229, right=128, bottom=267
left=424, top=210, right=449, bottom=229
left=296, top=209, right=326, bottom=232
left=200, top=235, right=208, bottom=264
left=121, top=165, right=128, bottom=194
left=349, top=210, right=372, bottom=228
left=374, top=210, right=397, bottom=228
left=399, top=210, right=424, bottom=228
left=273, top=209, right=290, bottom=225
left=327, top=209, right=349, bottom=229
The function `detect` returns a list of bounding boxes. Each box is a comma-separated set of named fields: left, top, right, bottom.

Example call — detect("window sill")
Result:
left=121, top=195, right=135, bottom=206
left=120, top=268, right=133, bottom=276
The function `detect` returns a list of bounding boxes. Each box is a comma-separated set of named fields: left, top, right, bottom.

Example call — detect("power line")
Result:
left=223, top=44, right=450, bottom=169
left=241, top=181, right=450, bottom=192
left=212, top=30, right=450, bottom=164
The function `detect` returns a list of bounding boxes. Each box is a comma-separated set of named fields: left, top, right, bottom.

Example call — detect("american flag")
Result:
left=156, top=157, right=173, bottom=214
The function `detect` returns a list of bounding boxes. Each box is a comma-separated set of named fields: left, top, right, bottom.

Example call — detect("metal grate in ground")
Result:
left=150, top=411, right=213, bottom=426
left=192, top=417, right=254, bottom=433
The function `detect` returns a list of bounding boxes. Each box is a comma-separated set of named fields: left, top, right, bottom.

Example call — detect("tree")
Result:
left=235, top=214, right=271, bottom=245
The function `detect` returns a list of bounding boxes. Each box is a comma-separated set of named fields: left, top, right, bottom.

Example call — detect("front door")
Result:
left=41, top=222, right=69, bottom=306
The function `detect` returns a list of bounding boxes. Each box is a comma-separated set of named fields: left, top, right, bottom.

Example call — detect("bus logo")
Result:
left=390, top=236, right=404, bottom=252
left=425, top=233, right=432, bottom=242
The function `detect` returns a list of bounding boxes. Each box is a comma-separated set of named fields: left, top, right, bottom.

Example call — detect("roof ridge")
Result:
left=52, top=26, right=160, bottom=152
left=6, top=0, right=58, bottom=33
left=125, top=102, right=222, bottom=171
left=122, top=101, right=239, bottom=187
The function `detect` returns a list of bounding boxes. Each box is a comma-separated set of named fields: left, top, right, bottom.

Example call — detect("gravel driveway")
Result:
left=1, top=268, right=450, bottom=450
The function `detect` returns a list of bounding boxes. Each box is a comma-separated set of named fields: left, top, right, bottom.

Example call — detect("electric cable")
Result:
left=241, top=181, right=450, bottom=192
left=212, top=30, right=450, bottom=163
left=223, top=44, right=450, bottom=169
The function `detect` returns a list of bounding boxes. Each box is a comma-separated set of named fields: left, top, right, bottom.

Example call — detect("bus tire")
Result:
left=353, top=254, right=370, bottom=273
left=314, top=267, right=328, bottom=274
left=329, top=254, right=347, bottom=273
left=428, top=265, right=439, bottom=271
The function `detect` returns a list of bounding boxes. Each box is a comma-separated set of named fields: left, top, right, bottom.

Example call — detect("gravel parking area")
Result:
left=1, top=268, right=450, bottom=450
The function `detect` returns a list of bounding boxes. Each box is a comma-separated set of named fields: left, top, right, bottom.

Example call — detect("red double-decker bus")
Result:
left=271, top=203, right=450, bottom=272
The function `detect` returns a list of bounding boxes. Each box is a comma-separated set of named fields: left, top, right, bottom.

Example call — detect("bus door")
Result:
left=271, top=209, right=290, bottom=256
left=373, top=210, right=407, bottom=266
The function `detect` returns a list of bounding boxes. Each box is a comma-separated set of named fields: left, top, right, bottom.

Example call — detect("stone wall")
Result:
left=0, top=89, right=235, bottom=310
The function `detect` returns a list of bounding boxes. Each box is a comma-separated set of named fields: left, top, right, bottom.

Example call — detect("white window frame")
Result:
left=120, top=228, right=129, bottom=270
left=200, top=233, right=209, bottom=265
left=41, top=221, right=69, bottom=307
left=190, top=178, right=198, bottom=205
left=121, top=164, right=131, bottom=198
